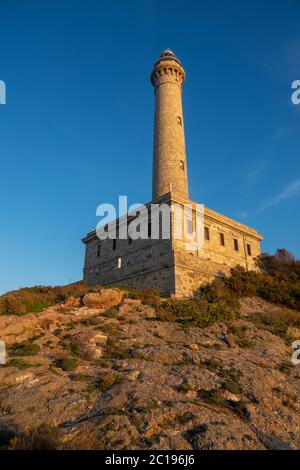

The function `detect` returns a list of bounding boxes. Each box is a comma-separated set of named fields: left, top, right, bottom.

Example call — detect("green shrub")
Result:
left=58, top=358, right=78, bottom=371
left=204, top=358, right=223, bottom=372
left=197, top=250, right=300, bottom=313
left=9, top=342, right=41, bottom=357
left=158, top=298, right=234, bottom=327
left=260, top=315, right=288, bottom=337
left=125, top=287, right=161, bottom=308
left=198, top=388, right=224, bottom=405
left=85, top=372, right=122, bottom=394
left=8, top=358, right=31, bottom=370
left=223, top=379, right=241, bottom=394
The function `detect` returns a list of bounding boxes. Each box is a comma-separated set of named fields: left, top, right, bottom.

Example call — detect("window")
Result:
left=180, top=160, right=185, bottom=171
left=96, top=244, right=101, bottom=257
left=117, top=257, right=122, bottom=269
left=234, top=238, right=239, bottom=251
left=219, top=233, right=225, bottom=246
left=113, top=239, right=117, bottom=250
left=247, top=243, right=252, bottom=256
left=148, top=221, right=152, bottom=238
left=204, top=226, right=210, bottom=241
left=177, top=116, right=182, bottom=125
left=187, top=219, right=193, bottom=235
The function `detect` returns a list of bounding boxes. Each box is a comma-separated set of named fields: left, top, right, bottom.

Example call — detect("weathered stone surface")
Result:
left=83, top=289, right=123, bottom=310
left=73, top=330, right=107, bottom=360
left=0, top=296, right=299, bottom=450
left=63, top=297, right=81, bottom=309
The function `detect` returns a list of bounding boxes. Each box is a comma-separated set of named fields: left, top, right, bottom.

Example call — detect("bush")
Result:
left=85, top=371, right=122, bottom=394
left=0, top=281, right=101, bottom=316
left=158, top=297, right=234, bottom=327
left=223, top=379, right=241, bottom=394
left=9, top=424, right=61, bottom=450
left=8, top=358, right=31, bottom=370
left=0, top=282, right=161, bottom=316
left=124, top=287, right=161, bottom=308
left=58, top=358, right=78, bottom=371
left=9, top=342, right=41, bottom=357
left=196, top=250, right=300, bottom=313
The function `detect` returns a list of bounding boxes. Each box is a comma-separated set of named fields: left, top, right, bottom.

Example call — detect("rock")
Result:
left=63, top=297, right=81, bottom=309
left=83, top=289, right=124, bottom=310
left=127, top=370, right=140, bottom=382
left=0, top=316, right=37, bottom=346
left=1, top=295, right=300, bottom=450
left=73, top=330, right=108, bottom=360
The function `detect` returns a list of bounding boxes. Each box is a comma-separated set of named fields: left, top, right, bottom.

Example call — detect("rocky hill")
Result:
left=0, top=287, right=299, bottom=450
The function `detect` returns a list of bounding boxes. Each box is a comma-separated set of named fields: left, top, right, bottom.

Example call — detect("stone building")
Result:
left=82, top=50, right=263, bottom=297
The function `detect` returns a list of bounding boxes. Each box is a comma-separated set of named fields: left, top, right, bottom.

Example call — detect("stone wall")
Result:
left=82, top=195, right=263, bottom=298
left=83, top=231, right=175, bottom=295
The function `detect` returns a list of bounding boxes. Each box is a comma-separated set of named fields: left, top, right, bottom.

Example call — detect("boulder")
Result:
left=83, top=289, right=124, bottom=310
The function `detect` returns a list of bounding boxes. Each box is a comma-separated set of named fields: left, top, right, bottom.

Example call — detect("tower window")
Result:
left=112, top=239, right=117, bottom=250
left=247, top=243, right=252, bottom=256
left=148, top=221, right=152, bottom=238
left=187, top=219, right=193, bottom=235
left=180, top=160, right=185, bottom=171
left=97, top=244, right=101, bottom=257
left=220, top=233, right=225, bottom=246
left=177, top=116, right=182, bottom=125
left=234, top=238, right=239, bottom=251
left=204, top=226, right=210, bottom=241
left=117, top=257, right=122, bottom=269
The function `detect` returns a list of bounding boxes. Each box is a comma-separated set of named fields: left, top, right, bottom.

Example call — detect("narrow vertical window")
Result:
left=247, top=243, right=252, bottom=256
left=220, top=233, right=225, bottom=246
left=177, top=116, right=182, bottom=125
left=117, top=257, right=122, bottom=269
left=148, top=221, right=152, bottom=238
left=187, top=219, right=193, bottom=235
left=204, top=226, right=210, bottom=241
left=113, top=239, right=117, bottom=250
left=97, top=244, right=101, bottom=257
left=234, top=238, right=239, bottom=251
left=180, top=160, right=185, bottom=171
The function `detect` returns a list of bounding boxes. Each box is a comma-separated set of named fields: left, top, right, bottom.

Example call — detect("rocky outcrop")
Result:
left=0, top=293, right=299, bottom=450
left=83, top=289, right=124, bottom=310
left=73, top=330, right=107, bottom=360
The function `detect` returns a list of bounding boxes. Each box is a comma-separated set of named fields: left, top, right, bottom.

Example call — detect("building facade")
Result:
left=82, top=50, right=263, bottom=297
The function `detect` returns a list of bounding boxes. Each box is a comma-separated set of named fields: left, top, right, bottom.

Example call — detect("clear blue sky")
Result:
left=0, top=0, right=299, bottom=294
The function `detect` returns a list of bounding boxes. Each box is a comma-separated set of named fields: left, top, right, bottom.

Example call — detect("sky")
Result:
left=0, top=0, right=299, bottom=295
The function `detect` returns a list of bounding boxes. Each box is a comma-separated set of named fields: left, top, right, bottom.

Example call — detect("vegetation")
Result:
left=8, top=358, right=31, bottom=370
left=158, top=297, right=234, bottom=327
left=9, top=424, right=61, bottom=450
left=198, top=249, right=300, bottom=311
left=116, top=286, right=161, bottom=308
left=57, top=358, right=78, bottom=371
left=0, top=281, right=101, bottom=316
left=9, top=342, right=41, bottom=357
left=1, top=250, right=298, bottom=331
left=85, top=371, right=122, bottom=394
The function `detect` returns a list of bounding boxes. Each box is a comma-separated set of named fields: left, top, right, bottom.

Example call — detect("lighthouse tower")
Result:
left=151, top=50, right=189, bottom=201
